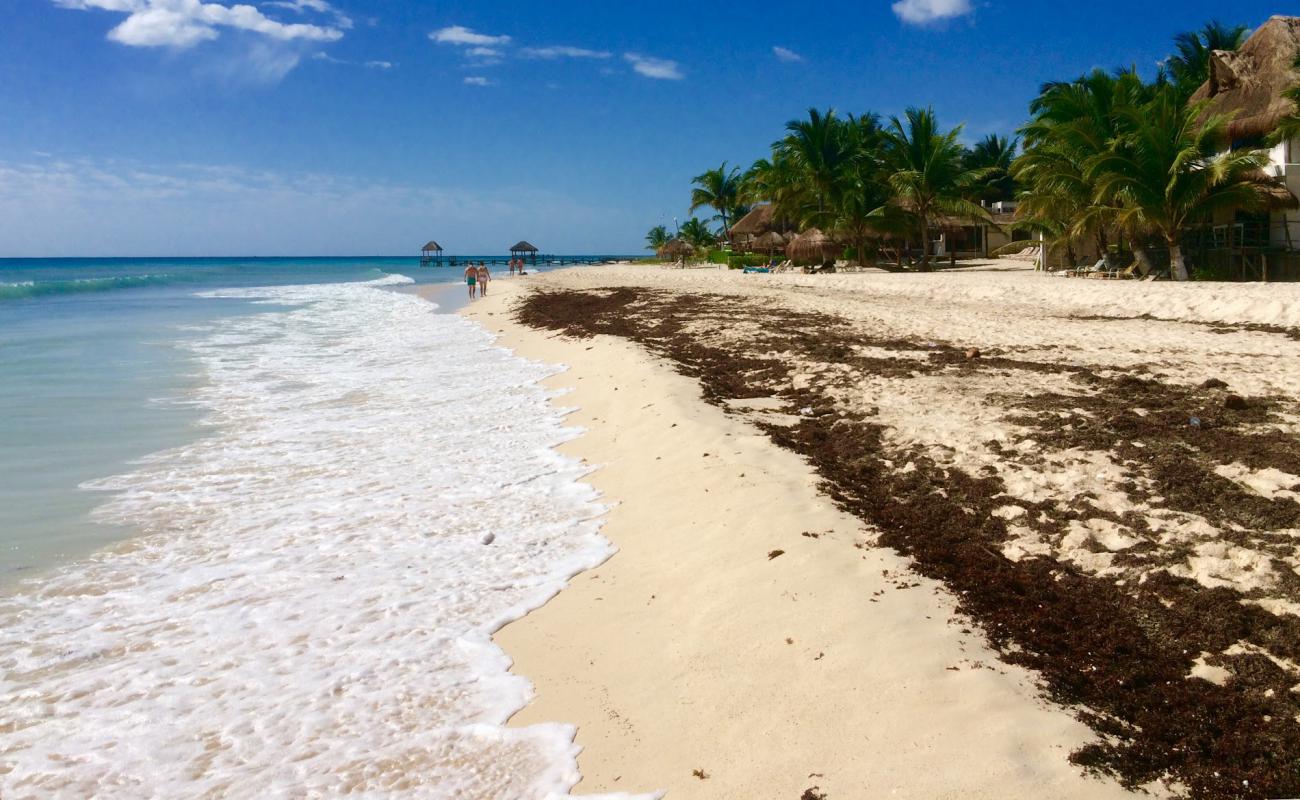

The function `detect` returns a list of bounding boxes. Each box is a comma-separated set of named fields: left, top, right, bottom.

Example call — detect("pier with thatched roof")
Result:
left=419, top=240, right=444, bottom=267
left=510, top=240, right=540, bottom=266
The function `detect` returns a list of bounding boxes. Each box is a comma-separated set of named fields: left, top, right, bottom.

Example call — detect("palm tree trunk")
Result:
left=1169, top=238, right=1190, bottom=281
left=918, top=215, right=931, bottom=271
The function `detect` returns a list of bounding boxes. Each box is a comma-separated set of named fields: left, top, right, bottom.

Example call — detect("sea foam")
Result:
left=0, top=276, right=651, bottom=798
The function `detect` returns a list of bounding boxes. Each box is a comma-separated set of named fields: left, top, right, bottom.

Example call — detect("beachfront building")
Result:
left=1188, top=15, right=1300, bottom=279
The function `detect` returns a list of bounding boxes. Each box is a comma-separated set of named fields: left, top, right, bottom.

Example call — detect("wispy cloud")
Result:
left=520, top=45, right=611, bottom=60
left=53, top=0, right=344, bottom=48
left=891, top=0, right=974, bottom=25
left=429, top=25, right=511, bottom=47
left=312, top=52, right=395, bottom=70
left=0, top=156, right=638, bottom=256
left=623, top=53, right=682, bottom=80
left=773, top=46, right=804, bottom=63
left=263, top=0, right=352, bottom=30
left=463, top=76, right=493, bottom=86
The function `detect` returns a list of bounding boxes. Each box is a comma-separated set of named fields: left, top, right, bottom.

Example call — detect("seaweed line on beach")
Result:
left=517, top=286, right=1300, bottom=800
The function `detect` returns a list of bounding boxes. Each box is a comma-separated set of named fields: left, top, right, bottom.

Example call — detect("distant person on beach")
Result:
left=477, top=262, right=490, bottom=296
left=464, top=264, right=477, bottom=299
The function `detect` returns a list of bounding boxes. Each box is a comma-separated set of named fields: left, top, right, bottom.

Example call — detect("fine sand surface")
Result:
left=452, top=264, right=1300, bottom=799
left=455, top=268, right=1162, bottom=800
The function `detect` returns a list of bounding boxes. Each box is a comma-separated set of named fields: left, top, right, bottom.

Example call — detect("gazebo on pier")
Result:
left=420, top=240, right=444, bottom=267
left=510, top=240, right=539, bottom=265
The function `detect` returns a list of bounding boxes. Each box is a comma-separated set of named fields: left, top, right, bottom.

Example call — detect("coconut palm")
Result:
left=1270, top=54, right=1300, bottom=145
left=1016, top=68, right=1153, bottom=258
left=689, top=163, right=745, bottom=236
left=678, top=217, right=718, bottom=249
left=964, top=133, right=1019, bottom=204
left=645, top=225, right=671, bottom=252
left=1164, top=20, right=1249, bottom=101
left=879, top=107, right=991, bottom=269
left=777, top=108, right=856, bottom=217
left=1086, top=86, right=1285, bottom=281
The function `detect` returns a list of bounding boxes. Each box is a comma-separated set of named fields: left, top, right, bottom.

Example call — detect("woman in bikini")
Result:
left=476, top=262, right=491, bottom=296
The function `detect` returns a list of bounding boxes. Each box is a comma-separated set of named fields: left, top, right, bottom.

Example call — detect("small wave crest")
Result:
left=0, top=273, right=184, bottom=301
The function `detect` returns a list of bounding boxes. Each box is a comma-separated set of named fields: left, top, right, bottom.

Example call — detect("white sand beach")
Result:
left=451, top=263, right=1300, bottom=798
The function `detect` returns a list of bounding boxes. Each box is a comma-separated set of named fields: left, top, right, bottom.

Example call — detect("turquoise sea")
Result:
left=0, top=256, right=605, bottom=579
left=0, top=255, right=656, bottom=797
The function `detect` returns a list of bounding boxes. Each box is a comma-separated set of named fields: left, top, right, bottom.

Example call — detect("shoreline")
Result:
left=458, top=271, right=1140, bottom=799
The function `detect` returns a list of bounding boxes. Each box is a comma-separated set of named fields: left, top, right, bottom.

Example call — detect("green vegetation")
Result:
left=689, top=163, right=748, bottom=237
left=645, top=17, right=1290, bottom=281
left=645, top=225, right=671, bottom=252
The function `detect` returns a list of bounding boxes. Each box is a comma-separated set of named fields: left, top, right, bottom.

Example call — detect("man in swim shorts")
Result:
left=464, top=263, right=477, bottom=299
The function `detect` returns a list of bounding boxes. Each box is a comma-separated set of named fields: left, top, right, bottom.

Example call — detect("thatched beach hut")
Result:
left=753, top=230, right=786, bottom=255
left=1189, top=14, right=1300, bottom=260
left=510, top=240, right=539, bottom=265
left=786, top=229, right=840, bottom=265
left=419, top=240, right=443, bottom=267
left=1191, top=15, right=1300, bottom=141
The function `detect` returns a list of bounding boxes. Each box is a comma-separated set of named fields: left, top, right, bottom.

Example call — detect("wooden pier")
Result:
left=417, top=254, right=631, bottom=268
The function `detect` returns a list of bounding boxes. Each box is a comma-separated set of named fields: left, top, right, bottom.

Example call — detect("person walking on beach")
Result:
left=476, top=262, right=491, bottom=297
left=464, top=263, right=477, bottom=299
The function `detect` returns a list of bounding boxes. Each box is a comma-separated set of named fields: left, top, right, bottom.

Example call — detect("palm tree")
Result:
left=1016, top=68, right=1153, bottom=258
left=879, top=107, right=991, bottom=269
left=964, top=133, right=1019, bottom=204
left=778, top=108, right=853, bottom=217
left=678, top=217, right=717, bottom=249
left=689, top=163, right=744, bottom=236
left=645, top=225, right=671, bottom=251
left=1270, top=54, right=1300, bottom=145
left=1164, top=20, right=1249, bottom=101
left=1086, top=86, right=1284, bottom=281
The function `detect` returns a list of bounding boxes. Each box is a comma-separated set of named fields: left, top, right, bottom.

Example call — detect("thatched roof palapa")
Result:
left=753, top=231, right=787, bottom=251
left=660, top=238, right=696, bottom=258
left=421, top=240, right=443, bottom=252
left=1190, top=15, right=1300, bottom=141
left=509, top=240, right=539, bottom=253
left=730, top=205, right=776, bottom=238
left=786, top=228, right=840, bottom=262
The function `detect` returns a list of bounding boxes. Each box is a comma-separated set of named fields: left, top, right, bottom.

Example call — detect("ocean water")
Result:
left=0, top=258, right=650, bottom=798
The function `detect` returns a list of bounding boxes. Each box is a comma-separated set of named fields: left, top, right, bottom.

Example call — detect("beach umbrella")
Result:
left=660, top=238, right=695, bottom=256
left=786, top=228, right=839, bottom=264
left=659, top=238, right=696, bottom=262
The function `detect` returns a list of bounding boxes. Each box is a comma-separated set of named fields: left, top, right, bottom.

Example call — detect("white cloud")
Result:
left=54, top=0, right=344, bottom=48
left=466, top=46, right=500, bottom=57
left=429, top=25, right=510, bottom=47
left=312, top=52, right=395, bottom=70
left=773, top=46, right=803, bottom=63
left=891, top=0, right=973, bottom=24
left=623, top=53, right=682, bottom=80
left=520, top=45, right=611, bottom=60
left=263, top=0, right=352, bottom=30
left=463, top=76, right=493, bottom=86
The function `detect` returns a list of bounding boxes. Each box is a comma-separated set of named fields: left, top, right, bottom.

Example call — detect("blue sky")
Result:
left=0, top=0, right=1290, bottom=256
